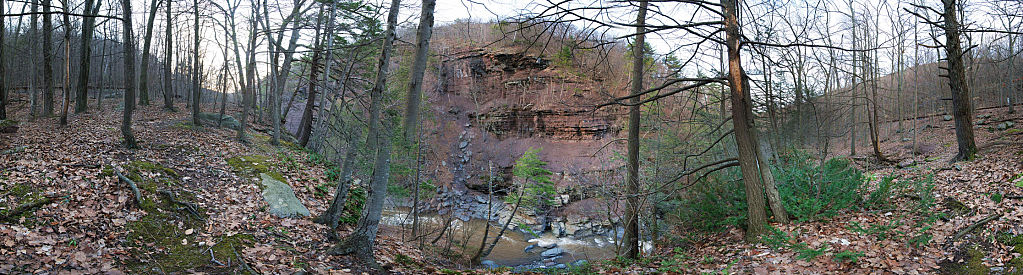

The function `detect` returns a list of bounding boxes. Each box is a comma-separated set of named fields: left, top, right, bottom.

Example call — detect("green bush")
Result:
left=505, top=148, right=556, bottom=210
left=673, top=168, right=747, bottom=232
left=340, top=187, right=367, bottom=225
left=834, top=250, right=865, bottom=263
left=774, top=153, right=866, bottom=222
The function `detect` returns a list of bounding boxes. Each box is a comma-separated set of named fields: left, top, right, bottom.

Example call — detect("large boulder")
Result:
left=259, top=173, right=310, bottom=218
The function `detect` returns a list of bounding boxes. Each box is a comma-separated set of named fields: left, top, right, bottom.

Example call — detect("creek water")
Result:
left=381, top=207, right=620, bottom=267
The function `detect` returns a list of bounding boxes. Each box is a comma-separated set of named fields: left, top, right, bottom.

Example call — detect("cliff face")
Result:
left=422, top=48, right=624, bottom=233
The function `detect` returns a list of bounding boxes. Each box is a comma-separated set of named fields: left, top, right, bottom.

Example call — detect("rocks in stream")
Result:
left=540, top=247, right=564, bottom=257
left=480, top=260, right=499, bottom=269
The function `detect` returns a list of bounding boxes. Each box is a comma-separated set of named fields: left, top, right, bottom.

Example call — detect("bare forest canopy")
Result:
left=1, top=0, right=1023, bottom=274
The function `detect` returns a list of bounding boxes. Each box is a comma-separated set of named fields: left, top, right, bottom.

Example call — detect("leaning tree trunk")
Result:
left=942, top=0, right=976, bottom=161
left=622, top=0, right=647, bottom=260
left=75, top=0, right=99, bottom=114
left=329, top=0, right=400, bottom=265
left=723, top=0, right=769, bottom=241
left=121, top=0, right=138, bottom=148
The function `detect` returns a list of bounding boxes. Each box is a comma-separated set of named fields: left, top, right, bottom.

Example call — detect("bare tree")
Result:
left=74, top=0, right=100, bottom=114
left=42, top=0, right=53, bottom=116
left=163, top=0, right=175, bottom=111
left=191, top=0, right=200, bottom=125
left=122, top=0, right=138, bottom=148
left=622, top=0, right=648, bottom=260
left=140, top=0, right=162, bottom=107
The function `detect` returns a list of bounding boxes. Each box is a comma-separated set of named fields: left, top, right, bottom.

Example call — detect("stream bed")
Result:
left=381, top=207, right=625, bottom=268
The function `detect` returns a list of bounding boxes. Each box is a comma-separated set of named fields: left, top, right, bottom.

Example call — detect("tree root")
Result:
left=114, top=168, right=143, bottom=206
left=157, top=189, right=204, bottom=220
left=948, top=213, right=1003, bottom=247
left=0, top=196, right=57, bottom=222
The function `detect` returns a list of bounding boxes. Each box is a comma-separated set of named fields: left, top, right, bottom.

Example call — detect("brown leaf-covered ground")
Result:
left=0, top=105, right=432, bottom=274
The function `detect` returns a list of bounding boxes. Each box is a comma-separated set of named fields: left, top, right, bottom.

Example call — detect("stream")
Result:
left=381, top=207, right=626, bottom=268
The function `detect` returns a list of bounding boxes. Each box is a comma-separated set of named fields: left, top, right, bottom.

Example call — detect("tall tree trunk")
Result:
left=191, top=0, right=200, bottom=125
left=330, top=0, right=401, bottom=265
left=297, top=6, right=325, bottom=147
left=59, top=4, right=70, bottom=125
left=29, top=0, right=38, bottom=117
left=622, top=0, right=647, bottom=260
left=122, top=0, right=138, bottom=148
left=942, top=0, right=976, bottom=161
left=75, top=0, right=99, bottom=114
left=139, top=0, right=161, bottom=107
left=401, top=0, right=436, bottom=243
left=42, top=0, right=53, bottom=116
left=402, top=0, right=436, bottom=140
left=163, top=0, right=175, bottom=111
left=238, top=13, right=257, bottom=142
left=723, top=0, right=769, bottom=241
left=0, top=0, right=5, bottom=120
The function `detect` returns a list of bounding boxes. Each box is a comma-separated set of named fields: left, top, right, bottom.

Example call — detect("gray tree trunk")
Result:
left=163, top=0, right=174, bottom=110
left=401, top=0, right=436, bottom=140
left=723, top=0, right=769, bottom=241
left=75, top=0, right=100, bottom=114
left=42, top=0, right=53, bottom=116
left=330, top=0, right=401, bottom=265
left=121, top=0, right=138, bottom=148
left=622, top=0, right=647, bottom=259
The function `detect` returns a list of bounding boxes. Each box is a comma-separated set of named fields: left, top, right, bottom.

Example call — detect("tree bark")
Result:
left=622, top=0, right=647, bottom=260
left=122, top=0, right=138, bottom=148
left=191, top=0, right=200, bottom=125
left=401, top=0, right=436, bottom=140
left=75, top=0, right=100, bottom=114
left=0, top=0, right=5, bottom=120
left=42, top=0, right=53, bottom=116
left=330, top=0, right=401, bottom=265
left=139, top=0, right=161, bottom=107
left=58, top=3, right=70, bottom=125
left=942, top=0, right=977, bottom=161
left=723, top=0, right=768, bottom=241
left=297, top=7, right=324, bottom=147
left=163, top=0, right=175, bottom=111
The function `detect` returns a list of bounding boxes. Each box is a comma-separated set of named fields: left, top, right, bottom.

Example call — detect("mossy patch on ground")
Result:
left=0, top=182, right=48, bottom=225
left=226, top=155, right=286, bottom=184
left=938, top=246, right=989, bottom=275
left=125, top=208, right=254, bottom=274
left=997, top=233, right=1023, bottom=272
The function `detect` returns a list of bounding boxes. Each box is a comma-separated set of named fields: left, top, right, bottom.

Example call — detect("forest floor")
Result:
left=1, top=103, right=1022, bottom=275
left=648, top=107, right=1023, bottom=274
left=0, top=105, right=434, bottom=274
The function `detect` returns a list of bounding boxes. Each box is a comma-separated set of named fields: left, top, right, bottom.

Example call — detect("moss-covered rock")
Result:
left=259, top=173, right=310, bottom=218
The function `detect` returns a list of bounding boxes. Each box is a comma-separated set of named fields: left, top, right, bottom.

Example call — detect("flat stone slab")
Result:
left=260, top=173, right=310, bottom=218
